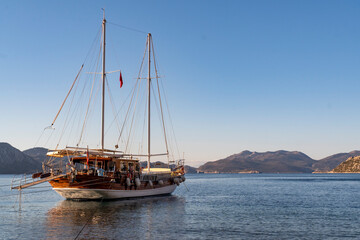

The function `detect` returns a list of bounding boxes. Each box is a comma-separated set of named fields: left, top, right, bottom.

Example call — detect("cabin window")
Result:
left=121, top=162, right=127, bottom=172
left=129, top=162, right=134, bottom=171
left=108, top=161, right=115, bottom=171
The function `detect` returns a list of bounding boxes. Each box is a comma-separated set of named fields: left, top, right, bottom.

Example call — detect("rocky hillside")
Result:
left=312, top=151, right=360, bottom=172
left=184, top=165, right=197, bottom=173
left=0, top=143, right=42, bottom=174
left=198, top=150, right=316, bottom=173
left=331, top=156, right=360, bottom=173
left=23, top=147, right=48, bottom=163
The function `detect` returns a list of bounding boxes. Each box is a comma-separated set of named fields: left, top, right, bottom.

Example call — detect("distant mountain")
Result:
left=0, top=142, right=42, bottom=174
left=23, top=147, right=48, bottom=163
left=198, top=150, right=316, bottom=173
left=3, top=142, right=360, bottom=174
left=331, top=155, right=360, bottom=173
left=184, top=165, right=197, bottom=174
left=140, top=161, right=197, bottom=173
left=312, top=151, right=360, bottom=172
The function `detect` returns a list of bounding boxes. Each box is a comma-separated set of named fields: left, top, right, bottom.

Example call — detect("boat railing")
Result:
left=11, top=173, right=34, bottom=189
left=175, top=158, right=185, bottom=167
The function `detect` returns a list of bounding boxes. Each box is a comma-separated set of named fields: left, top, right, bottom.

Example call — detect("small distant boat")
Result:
left=12, top=13, right=185, bottom=200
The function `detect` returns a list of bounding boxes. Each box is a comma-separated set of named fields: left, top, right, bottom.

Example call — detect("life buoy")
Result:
left=126, top=178, right=131, bottom=186
left=135, top=178, right=141, bottom=188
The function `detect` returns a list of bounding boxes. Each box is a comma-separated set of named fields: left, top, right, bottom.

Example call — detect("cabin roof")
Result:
left=72, top=156, right=139, bottom=162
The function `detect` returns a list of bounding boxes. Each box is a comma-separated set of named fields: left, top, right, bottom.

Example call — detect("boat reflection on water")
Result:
left=45, top=195, right=186, bottom=239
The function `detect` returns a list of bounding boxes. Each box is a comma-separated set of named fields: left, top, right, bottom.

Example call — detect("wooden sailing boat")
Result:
left=12, top=13, right=186, bottom=200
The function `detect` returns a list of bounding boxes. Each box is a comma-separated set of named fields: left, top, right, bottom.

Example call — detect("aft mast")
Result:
left=101, top=9, right=106, bottom=150
left=147, top=33, right=151, bottom=172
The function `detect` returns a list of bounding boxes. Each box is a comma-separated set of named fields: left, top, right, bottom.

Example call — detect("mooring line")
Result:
left=74, top=181, right=115, bottom=239
left=73, top=196, right=105, bottom=240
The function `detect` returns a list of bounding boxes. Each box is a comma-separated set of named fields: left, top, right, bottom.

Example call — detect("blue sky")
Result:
left=1, top=0, right=360, bottom=167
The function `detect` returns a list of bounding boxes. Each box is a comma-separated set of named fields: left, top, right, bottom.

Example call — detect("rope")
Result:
left=56, top=66, right=82, bottom=148
left=51, top=65, right=84, bottom=127
left=151, top=40, right=169, bottom=157
left=104, top=81, right=134, bottom=139
left=108, top=21, right=147, bottom=34
left=77, top=50, right=100, bottom=146
left=116, top=38, right=148, bottom=147
left=74, top=179, right=115, bottom=240
left=33, top=128, right=45, bottom=148
left=160, top=78, right=181, bottom=160
left=105, top=76, right=122, bottom=137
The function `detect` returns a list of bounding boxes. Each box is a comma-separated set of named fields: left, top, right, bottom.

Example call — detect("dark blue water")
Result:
left=1, top=174, right=360, bottom=239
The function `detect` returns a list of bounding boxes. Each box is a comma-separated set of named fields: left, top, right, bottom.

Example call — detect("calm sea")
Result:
left=1, top=174, right=360, bottom=239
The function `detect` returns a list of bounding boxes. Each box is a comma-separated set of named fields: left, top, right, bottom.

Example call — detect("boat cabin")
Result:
left=71, top=156, right=141, bottom=178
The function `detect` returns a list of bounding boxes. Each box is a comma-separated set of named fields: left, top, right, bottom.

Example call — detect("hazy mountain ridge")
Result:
left=0, top=143, right=197, bottom=174
left=1, top=143, right=360, bottom=174
left=198, top=150, right=360, bottom=173
left=198, top=150, right=316, bottom=173
left=0, top=142, right=42, bottom=174
left=23, top=147, right=48, bottom=163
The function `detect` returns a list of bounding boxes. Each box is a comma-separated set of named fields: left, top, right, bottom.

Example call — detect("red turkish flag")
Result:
left=119, top=71, right=123, bottom=88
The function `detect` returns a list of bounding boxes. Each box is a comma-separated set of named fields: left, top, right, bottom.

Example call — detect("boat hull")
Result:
left=53, top=184, right=177, bottom=200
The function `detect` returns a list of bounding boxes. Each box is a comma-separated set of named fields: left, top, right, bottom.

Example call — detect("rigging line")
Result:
left=51, top=65, right=84, bottom=127
left=117, top=47, right=147, bottom=147
left=42, top=26, right=100, bottom=149
left=150, top=83, right=165, bottom=140
left=77, top=62, right=98, bottom=146
left=62, top=27, right=102, bottom=147
left=140, top=94, right=148, bottom=155
left=125, top=78, right=145, bottom=153
left=83, top=25, right=102, bottom=64
left=148, top=43, right=180, bottom=160
left=46, top=26, right=99, bottom=147
left=56, top=68, right=83, bottom=148
left=44, top=127, right=56, bottom=148
left=52, top=66, right=84, bottom=149
left=104, top=76, right=122, bottom=137
left=77, top=41, right=103, bottom=146
left=61, top=71, right=86, bottom=147
left=150, top=82, right=174, bottom=162
left=151, top=41, right=169, bottom=156
left=160, top=78, right=181, bottom=159
left=117, top=38, right=148, bottom=146
left=128, top=81, right=149, bottom=153
left=104, top=80, right=134, bottom=138
left=33, top=128, right=45, bottom=148
left=107, top=21, right=148, bottom=34
left=82, top=69, right=102, bottom=147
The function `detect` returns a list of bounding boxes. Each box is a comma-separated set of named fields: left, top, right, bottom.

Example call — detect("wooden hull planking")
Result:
left=53, top=185, right=177, bottom=200
left=48, top=174, right=178, bottom=200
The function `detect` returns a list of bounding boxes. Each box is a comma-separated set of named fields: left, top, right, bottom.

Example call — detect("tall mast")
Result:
left=147, top=33, right=151, bottom=172
left=101, top=10, right=106, bottom=150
